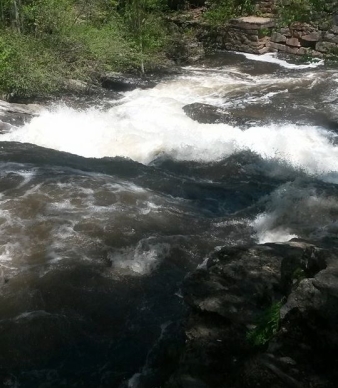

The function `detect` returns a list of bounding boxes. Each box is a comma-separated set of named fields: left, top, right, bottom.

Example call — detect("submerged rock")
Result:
left=183, top=103, right=230, bottom=124
left=182, top=103, right=267, bottom=127
left=0, top=120, right=13, bottom=133
left=162, top=240, right=338, bottom=388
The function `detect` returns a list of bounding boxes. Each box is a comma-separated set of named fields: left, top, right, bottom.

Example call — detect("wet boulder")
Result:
left=183, top=244, right=285, bottom=323
left=0, top=120, right=13, bottom=133
left=101, top=72, right=157, bottom=92
left=0, top=99, right=42, bottom=126
left=183, top=103, right=231, bottom=124
left=183, top=103, right=269, bottom=127
left=163, top=240, right=338, bottom=388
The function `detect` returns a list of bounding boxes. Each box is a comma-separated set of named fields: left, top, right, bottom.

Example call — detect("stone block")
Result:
left=298, top=47, right=310, bottom=55
left=271, top=32, right=286, bottom=43
left=311, top=50, right=324, bottom=58
left=324, top=33, right=338, bottom=44
left=247, top=34, right=259, bottom=42
left=301, top=32, right=321, bottom=42
left=290, top=22, right=314, bottom=32
left=285, top=46, right=300, bottom=54
left=257, top=47, right=269, bottom=54
left=230, top=16, right=275, bottom=30
left=286, top=37, right=301, bottom=47
left=316, top=41, right=337, bottom=53
left=245, top=29, right=260, bottom=35
left=280, top=27, right=292, bottom=37
left=269, top=42, right=286, bottom=51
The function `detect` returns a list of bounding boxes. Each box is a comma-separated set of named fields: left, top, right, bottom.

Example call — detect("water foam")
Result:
left=252, top=212, right=298, bottom=243
left=2, top=102, right=337, bottom=179
left=251, top=181, right=338, bottom=243
left=239, top=52, right=324, bottom=69
left=0, top=64, right=336, bottom=180
left=110, top=239, right=171, bottom=275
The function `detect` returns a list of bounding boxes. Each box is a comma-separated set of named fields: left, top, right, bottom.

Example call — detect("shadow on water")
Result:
left=0, top=259, right=186, bottom=387
left=0, top=142, right=296, bottom=386
left=0, top=142, right=287, bottom=217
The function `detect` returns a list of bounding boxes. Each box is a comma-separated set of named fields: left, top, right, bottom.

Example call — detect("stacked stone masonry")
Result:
left=215, top=0, right=338, bottom=56
left=223, top=16, right=275, bottom=54
left=269, top=22, right=338, bottom=57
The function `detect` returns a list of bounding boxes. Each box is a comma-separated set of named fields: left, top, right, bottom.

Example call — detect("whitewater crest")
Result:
left=0, top=59, right=337, bottom=183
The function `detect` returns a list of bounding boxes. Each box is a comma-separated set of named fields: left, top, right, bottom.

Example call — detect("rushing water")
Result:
left=0, top=52, right=337, bottom=387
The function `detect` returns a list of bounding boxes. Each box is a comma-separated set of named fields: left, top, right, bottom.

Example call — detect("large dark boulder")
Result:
left=163, top=240, right=338, bottom=388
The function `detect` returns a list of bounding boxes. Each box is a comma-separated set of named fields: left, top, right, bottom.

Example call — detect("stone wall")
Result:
left=173, top=0, right=338, bottom=58
left=225, top=16, right=274, bottom=54
left=267, top=0, right=338, bottom=56
left=269, top=22, right=338, bottom=57
left=197, top=16, right=275, bottom=54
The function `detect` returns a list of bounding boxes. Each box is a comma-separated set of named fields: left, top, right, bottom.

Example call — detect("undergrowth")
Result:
left=247, top=301, right=282, bottom=346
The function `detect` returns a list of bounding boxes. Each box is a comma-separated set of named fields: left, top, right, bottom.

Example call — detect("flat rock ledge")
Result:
left=160, top=240, right=338, bottom=388
left=0, top=100, right=43, bottom=129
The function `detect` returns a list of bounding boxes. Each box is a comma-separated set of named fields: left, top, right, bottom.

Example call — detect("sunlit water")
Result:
left=0, top=52, right=337, bottom=387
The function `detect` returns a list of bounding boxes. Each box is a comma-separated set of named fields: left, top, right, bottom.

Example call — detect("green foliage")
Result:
left=203, top=0, right=255, bottom=25
left=21, top=0, right=73, bottom=35
left=123, top=0, right=168, bottom=72
left=258, top=27, right=271, bottom=38
left=0, top=0, right=170, bottom=97
left=292, top=267, right=306, bottom=283
left=247, top=301, right=282, bottom=347
left=276, top=0, right=330, bottom=25
left=0, top=31, right=64, bottom=98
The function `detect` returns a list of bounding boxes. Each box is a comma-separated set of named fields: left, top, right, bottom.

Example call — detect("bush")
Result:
left=0, top=31, right=65, bottom=98
left=276, top=0, right=330, bottom=25
left=0, top=0, right=171, bottom=98
left=247, top=301, right=282, bottom=346
left=203, top=0, right=255, bottom=25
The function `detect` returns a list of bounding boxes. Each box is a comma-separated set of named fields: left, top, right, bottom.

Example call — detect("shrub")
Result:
left=0, top=31, right=65, bottom=98
left=247, top=301, right=282, bottom=346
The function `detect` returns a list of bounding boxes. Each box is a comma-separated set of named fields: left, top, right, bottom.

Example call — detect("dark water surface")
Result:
left=0, top=52, right=337, bottom=387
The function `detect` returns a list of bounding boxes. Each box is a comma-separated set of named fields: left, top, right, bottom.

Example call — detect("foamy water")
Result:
left=1, top=68, right=337, bottom=180
left=239, top=52, right=324, bottom=69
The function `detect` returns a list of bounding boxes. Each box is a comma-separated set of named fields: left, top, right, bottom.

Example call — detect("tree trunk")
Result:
left=12, top=0, right=21, bottom=33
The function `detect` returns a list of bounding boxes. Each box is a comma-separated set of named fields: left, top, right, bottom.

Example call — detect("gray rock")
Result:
left=323, top=33, right=338, bottom=44
left=286, top=37, right=301, bottom=47
left=0, top=120, right=13, bottom=133
left=0, top=99, right=42, bottom=126
left=316, top=41, right=337, bottom=53
left=182, top=103, right=230, bottom=124
left=301, top=32, right=321, bottom=42
left=163, top=241, right=338, bottom=388
left=269, top=42, right=287, bottom=52
left=183, top=244, right=284, bottom=323
left=230, top=16, right=275, bottom=30
left=271, top=32, right=287, bottom=43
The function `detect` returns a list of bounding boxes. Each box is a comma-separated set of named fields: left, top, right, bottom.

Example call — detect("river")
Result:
left=0, top=51, right=337, bottom=387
